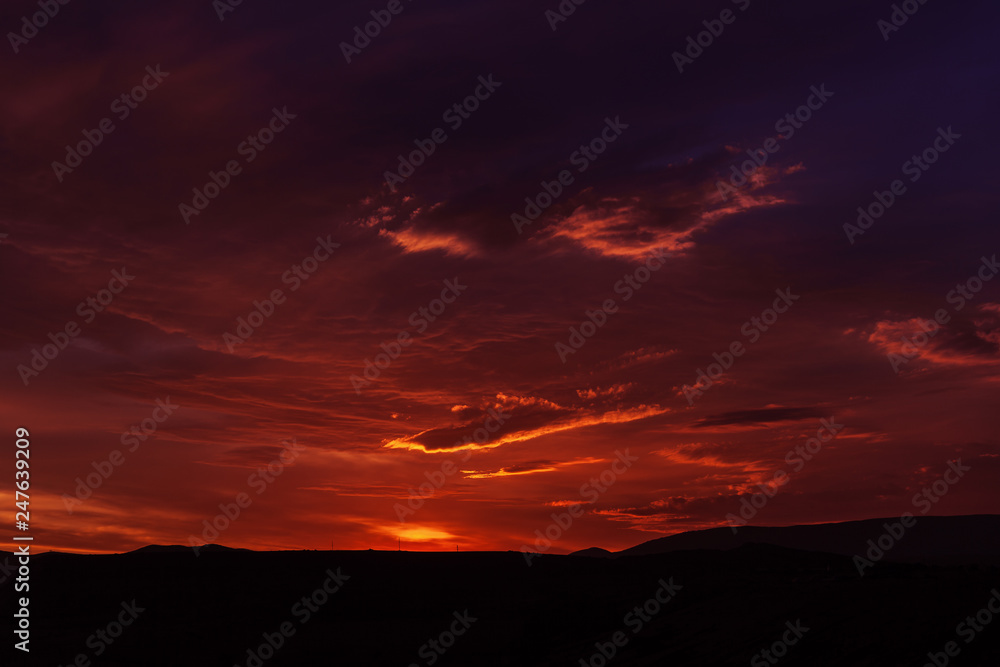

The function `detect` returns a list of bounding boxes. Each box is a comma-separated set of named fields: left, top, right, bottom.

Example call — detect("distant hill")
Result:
left=127, top=544, right=251, bottom=554
left=613, top=514, right=1000, bottom=565
left=569, top=546, right=614, bottom=558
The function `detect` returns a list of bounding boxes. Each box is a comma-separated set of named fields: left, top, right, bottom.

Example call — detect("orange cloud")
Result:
left=383, top=398, right=669, bottom=454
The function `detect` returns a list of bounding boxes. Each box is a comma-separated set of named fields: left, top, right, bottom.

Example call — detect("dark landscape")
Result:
left=4, top=515, right=1000, bottom=666
left=3, top=0, right=999, bottom=664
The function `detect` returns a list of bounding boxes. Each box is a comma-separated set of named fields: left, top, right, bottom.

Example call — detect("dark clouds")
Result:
left=1, top=0, right=998, bottom=554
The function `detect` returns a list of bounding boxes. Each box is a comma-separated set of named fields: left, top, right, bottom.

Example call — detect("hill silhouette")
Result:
left=127, top=544, right=251, bottom=554
left=3, top=516, right=999, bottom=665
left=611, top=514, right=1000, bottom=565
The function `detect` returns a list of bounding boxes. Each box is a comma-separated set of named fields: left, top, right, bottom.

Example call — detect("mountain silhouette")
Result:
left=611, top=514, right=1000, bottom=565
left=127, top=544, right=251, bottom=554
left=4, top=515, right=1000, bottom=666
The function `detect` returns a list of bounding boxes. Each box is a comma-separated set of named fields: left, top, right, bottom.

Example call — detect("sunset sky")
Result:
left=2, top=0, right=998, bottom=555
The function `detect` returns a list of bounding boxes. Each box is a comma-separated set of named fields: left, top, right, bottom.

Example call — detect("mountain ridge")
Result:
left=570, top=514, right=1000, bottom=565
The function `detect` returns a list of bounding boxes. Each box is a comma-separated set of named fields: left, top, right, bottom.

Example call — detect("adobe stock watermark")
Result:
left=511, top=116, right=629, bottom=234
left=16, top=267, right=135, bottom=386
left=520, top=450, right=638, bottom=565
left=179, top=107, right=297, bottom=224
left=680, top=288, right=800, bottom=405
left=923, top=588, right=1000, bottom=667
left=407, top=610, right=477, bottom=667
left=853, top=458, right=971, bottom=576
left=213, top=0, right=248, bottom=21
left=188, top=438, right=304, bottom=554
left=544, top=0, right=586, bottom=31
left=751, top=620, right=810, bottom=666
left=235, top=568, right=349, bottom=667
left=577, top=578, right=683, bottom=667
left=671, top=0, right=752, bottom=73
left=383, top=74, right=501, bottom=192
left=717, top=84, right=834, bottom=201
left=7, top=0, right=73, bottom=54
left=555, top=248, right=669, bottom=363
left=222, top=236, right=340, bottom=352
left=726, top=417, right=844, bottom=532
left=877, top=0, right=931, bottom=42
left=56, top=600, right=145, bottom=667
left=62, top=397, right=180, bottom=513
left=350, top=278, right=467, bottom=394
left=52, top=65, right=169, bottom=182
left=339, top=0, right=413, bottom=63
left=843, top=126, right=961, bottom=244
left=887, top=254, right=998, bottom=373
left=0, top=554, right=14, bottom=586
left=12, top=547, right=30, bottom=653
left=394, top=406, right=512, bottom=522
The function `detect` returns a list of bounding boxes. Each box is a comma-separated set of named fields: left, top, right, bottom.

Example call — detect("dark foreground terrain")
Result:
left=3, top=518, right=1000, bottom=666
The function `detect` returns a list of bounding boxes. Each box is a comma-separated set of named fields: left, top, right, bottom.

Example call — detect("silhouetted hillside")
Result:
left=616, top=514, right=1000, bottom=565
left=3, top=521, right=1000, bottom=665
left=128, top=544, right=251, bottom=554
left=569, top=546, right=614, bottom=558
